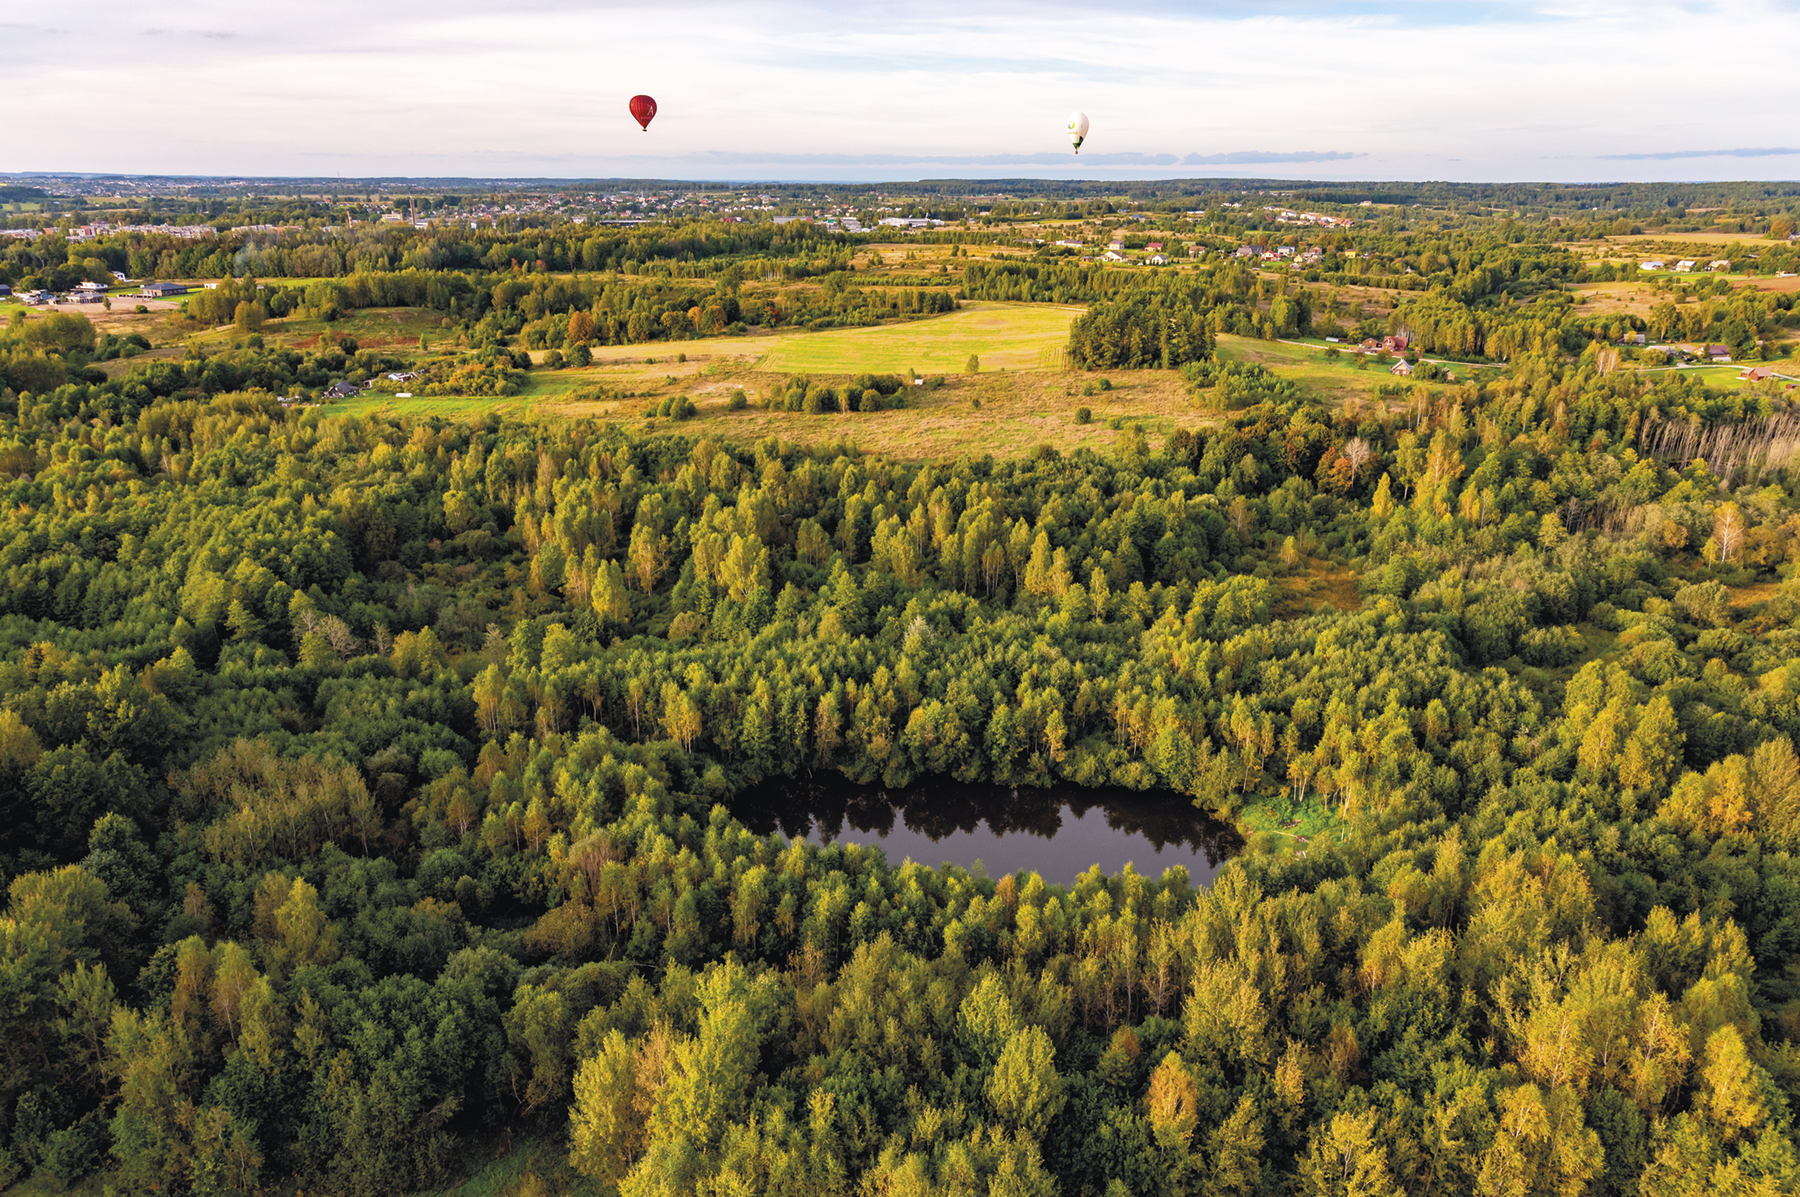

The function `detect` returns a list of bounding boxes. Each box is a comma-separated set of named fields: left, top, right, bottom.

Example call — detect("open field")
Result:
left=1214, top=334, right=1488, bottom=405
left=1578, top=230, right=1778, bottom=247
left=760, top=302, right=1083, bottom=374
left=312, top=309, right=1492, bottom=457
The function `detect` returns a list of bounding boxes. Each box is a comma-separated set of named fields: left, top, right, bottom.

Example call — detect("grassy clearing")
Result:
left=1273, top=562, right=1364, bottom=618
left=1214, top=334, right=1481, bottom=406
left=1237, top=793, right=1339, bottom=858
left=420, top=1136, right=604, bottom=1197
left=535, top=365, right=1214, bottom=462
left=760, top=302, right=1083, bottom=375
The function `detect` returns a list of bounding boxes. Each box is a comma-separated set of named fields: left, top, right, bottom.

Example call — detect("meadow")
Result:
left=759, top=301, right=1084, bottom=374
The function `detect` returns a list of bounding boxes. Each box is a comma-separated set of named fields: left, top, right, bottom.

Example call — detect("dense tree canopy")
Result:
left=3, top=185, right=1800, bottom=1196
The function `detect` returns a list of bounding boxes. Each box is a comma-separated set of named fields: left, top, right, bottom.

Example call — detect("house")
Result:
left=1233, top=246, right=1255, bottom=259
left=0, top=284, right=10, bottom=297
left=1739, top=366, right=1774, bottom=382
left=140, top=282, right=189, bottom=297
left=111, top=271, right=129, bottom=283
left=1640, top=260, right=1665, bottom=271
left=18, top=290, right=51, bottom=305
left=1187, top=246, right=1203, bottom=257
left=1147, top=254, right=1169, bottom=265
left=1146, top=242, right=1163, bottom=252
left=1675, top=260, right=1697, bottom=272
left=1360, top=338, right=1379, bottom=351
left=383, top=371, right=418, bottom=382
left=1100, top=250, right=1127, bottom=263
left=1390, top=360, right=1414, bottom=376
left=1709, top=260, right=1731, bottom=271
left=74, top=280, right=108, bottom=293
left=1382, top=335, right=1409, bottom=352
left=1707, top=345, right=1732, bottom=361
left=323, top=381, right=362, bottom=399
left=1108, top=238, right=1124, bottom=252
left=62, top=290, right=104, bottom=304
left=1617, top=333, right=1646, bottom=346
left=1276, top=246, right=1295, bottom=257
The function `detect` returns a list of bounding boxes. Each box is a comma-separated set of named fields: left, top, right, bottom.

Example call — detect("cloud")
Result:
left=1181, top=151, right=1362, bottom=165
left=670, top=151, right=1186, bottom=166
left=144, top=27, right=239, bottom=39
left=1598, top=147, right=1800, bottom=161
left=6, top=0, right=1800, bottom=180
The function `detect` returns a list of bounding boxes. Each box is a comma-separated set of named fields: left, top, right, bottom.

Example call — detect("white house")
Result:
left=1675, top=260, right=1697, bottom=272
left=1640, top=260, right=1665, bottom=271
left=1709, top=260, right=1731, bottom=271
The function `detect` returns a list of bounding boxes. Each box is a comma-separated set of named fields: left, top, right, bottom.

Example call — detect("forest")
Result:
left=2, top=189, right=1800, bottom=1197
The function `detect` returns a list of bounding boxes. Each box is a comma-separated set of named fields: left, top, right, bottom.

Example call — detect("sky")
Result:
left=3, top=0, right=1799, bottom=184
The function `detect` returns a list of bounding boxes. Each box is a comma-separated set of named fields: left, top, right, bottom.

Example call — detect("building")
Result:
left=140, top=282, right=189, bottom=298
left=1390, top=360, right=1414, bottom=376
left=61, top=290, right=105, bottom=304
left=73, top=280, right=108, bottom=293
left=1640, top=260, right=1665, bottom=271
left=1675, top=260, right=1697, bottom=272
left=1382, top=335, right=1409, bottom=352
left=1100, top=250, right=1126, bottom=263
left=1709, top=260, right=1731, bottom=271
left=0, top=284, right=10, bottom=297
left=324, top=381, right=362, bottom=399
left=1147, top=254, right=1169, bottom=265
left=1739, top=366, right=1774, bottom=382
left=18, top=290, right=51, bottom=305
left=110, top=271, right=129, bottom=283
left=1707, top=344, right=1732, bottom=361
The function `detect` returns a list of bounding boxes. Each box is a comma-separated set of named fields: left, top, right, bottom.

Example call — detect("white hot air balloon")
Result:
left=1067, top=111, right=1089, bottom=155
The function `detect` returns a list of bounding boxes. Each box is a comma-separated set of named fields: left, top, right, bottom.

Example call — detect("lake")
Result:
left=734, top=778, right=1241, bottom=884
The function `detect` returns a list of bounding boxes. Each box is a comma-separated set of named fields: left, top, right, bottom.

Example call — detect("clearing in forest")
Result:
left=759, top=302, right=1085, bottom=375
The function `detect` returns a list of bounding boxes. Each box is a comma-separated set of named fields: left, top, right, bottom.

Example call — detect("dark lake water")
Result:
left=734, top=778, right=1242, bottom=885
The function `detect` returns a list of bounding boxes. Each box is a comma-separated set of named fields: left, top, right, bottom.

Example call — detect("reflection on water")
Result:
left=734, top=778, right=1242, bottom=885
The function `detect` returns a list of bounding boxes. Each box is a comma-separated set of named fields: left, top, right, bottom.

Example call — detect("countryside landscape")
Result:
left=3, top=164, right=1800, bottom=1197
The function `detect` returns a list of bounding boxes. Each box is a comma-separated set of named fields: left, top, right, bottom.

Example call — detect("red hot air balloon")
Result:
left=629, top=95, right=657, bottom=132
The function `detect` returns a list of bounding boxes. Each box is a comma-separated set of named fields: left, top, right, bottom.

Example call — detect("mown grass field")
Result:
left=760, top=302, right=1084, bottom=374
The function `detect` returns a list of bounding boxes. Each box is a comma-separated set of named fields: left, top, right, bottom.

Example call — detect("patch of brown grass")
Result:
left=538, top=367, right=1219, bottom=462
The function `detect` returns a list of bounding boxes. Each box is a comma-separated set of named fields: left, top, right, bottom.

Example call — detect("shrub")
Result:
left=1075, top=407, right=1092, bottom=425
left=726, top=389, right=747, bottom=410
